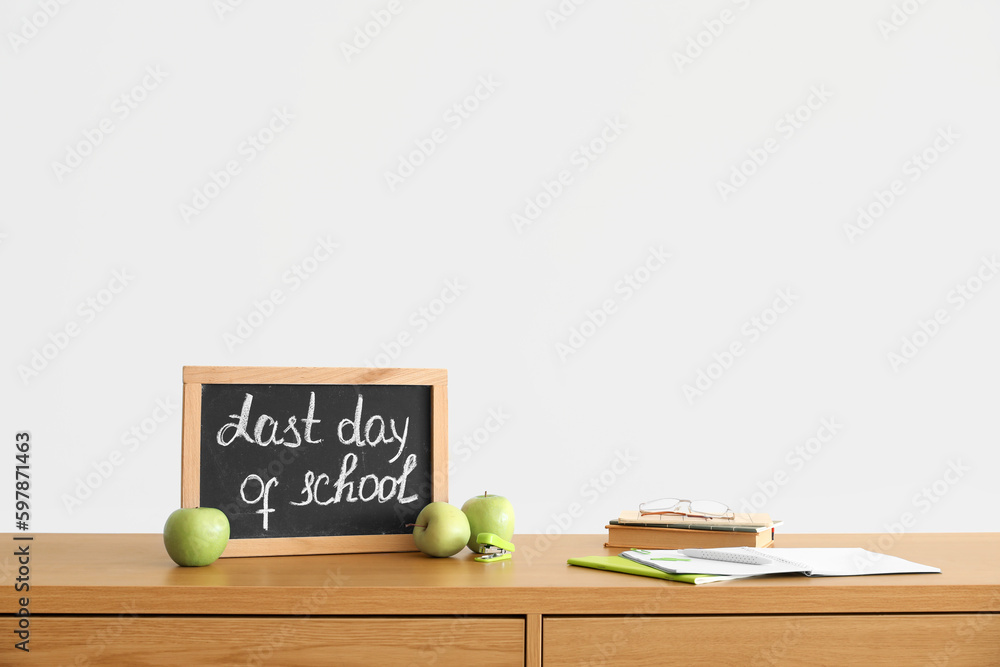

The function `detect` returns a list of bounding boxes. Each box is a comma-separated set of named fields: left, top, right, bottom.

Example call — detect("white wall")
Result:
left=3, top=1, right=997, bottom=537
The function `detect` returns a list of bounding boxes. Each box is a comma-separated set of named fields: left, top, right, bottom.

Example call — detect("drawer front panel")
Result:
left=544, top=614, right=999, bottom=666
left=31, top=616, right=524, bottom=666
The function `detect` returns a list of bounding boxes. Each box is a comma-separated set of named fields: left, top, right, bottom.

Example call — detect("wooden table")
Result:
left=3, top=532, right=998, bottom=665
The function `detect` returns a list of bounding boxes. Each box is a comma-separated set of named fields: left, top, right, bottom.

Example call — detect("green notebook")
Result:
left=567, top=556, right=737, bottom=585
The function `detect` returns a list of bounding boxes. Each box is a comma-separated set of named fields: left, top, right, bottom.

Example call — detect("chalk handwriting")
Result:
left=217, top=392, right=322, bottom=447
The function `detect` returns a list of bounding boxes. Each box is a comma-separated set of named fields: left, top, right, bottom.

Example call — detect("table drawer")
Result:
left=544, top=614, right=1000, bottom=666
left=31, top=616, right=524, bottom=666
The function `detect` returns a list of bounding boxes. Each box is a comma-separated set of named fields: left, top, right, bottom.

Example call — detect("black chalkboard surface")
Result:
left=181, top=367, right=448, bottom=557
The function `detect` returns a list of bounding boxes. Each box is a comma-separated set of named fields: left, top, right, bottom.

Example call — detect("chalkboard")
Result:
left=181, top=367, right=447, bottom=557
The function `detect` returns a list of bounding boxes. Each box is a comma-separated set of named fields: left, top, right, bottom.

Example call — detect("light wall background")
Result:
left=3, top=1, right=998, bottom=536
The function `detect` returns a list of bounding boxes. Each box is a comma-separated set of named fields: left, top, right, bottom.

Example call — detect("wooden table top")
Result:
left=4, top=532, right=998, bottom=616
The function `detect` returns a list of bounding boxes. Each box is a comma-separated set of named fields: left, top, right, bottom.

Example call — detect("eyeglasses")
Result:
left=638, top=498, right=734, bottom=520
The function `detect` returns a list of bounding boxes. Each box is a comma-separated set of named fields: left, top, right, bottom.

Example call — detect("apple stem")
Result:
left=406, top=523, right=426, bottom=528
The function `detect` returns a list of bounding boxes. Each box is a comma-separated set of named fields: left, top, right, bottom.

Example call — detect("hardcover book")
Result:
left=606, top=523, right=774, bottom=549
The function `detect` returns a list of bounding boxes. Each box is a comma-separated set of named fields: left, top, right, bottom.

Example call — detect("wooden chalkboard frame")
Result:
left=181, top=366, right=448, bottom=557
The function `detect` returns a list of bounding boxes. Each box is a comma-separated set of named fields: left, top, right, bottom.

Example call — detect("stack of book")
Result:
left=605, top=511, right=778, bottom=550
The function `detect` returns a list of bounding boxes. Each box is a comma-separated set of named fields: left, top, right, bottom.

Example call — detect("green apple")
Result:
left=163, top=507, right=230, bottom=567
left=461, top=493, right=514, bottom=553
left=411, top=502, right=471, bottom=558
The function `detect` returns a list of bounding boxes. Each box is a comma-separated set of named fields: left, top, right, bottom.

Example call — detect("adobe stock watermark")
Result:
left=340, top=0, right=411, bottom=63
left=683, top=288, right=798, bottom=404
left=511, top=116, right=627, bottom=234
left=7, top=0, right=72, bottom=54
left=843, top=126, right=958, bottom=243
left=877, top=0, right=931, bottom=40
left=555, top=245, right=670, bottom=362
left=580, top=585, right=683, bottom=667
left=448, top=407, right=511, bottom=476
left=384, top=75, right=501, bottom=192
left=857, top=458, right=970, bottom=566
left=364, top=278, right=467, bottom=368
left=887, top=254, right=997, bottom=372
left=61, top=397, right=180, bottom=514
left=17, top=268, right=135, bottom=385
left=404, top=615, right=477, bottom=667
left=520, top=448, right=638, bottom=565
left=214, top=0, right=249, bottom=20
left=69, top=600, right=140, bottom=664
left=673, top=0, right=756, bottom=73
left=51, top=65, right=168, bottom=183
left=224, top=235, right=339, bottom=352
left=738, top=417, right=844, bottom=513
left=749, top=622, right=805, bottom=667
left=179, top=107, right=294, bottom=224
left=544, top=0, right=590, bottom=31
left=927, top=591, right=1000, bottom=667
left=716, top=85, right=832, bottom=202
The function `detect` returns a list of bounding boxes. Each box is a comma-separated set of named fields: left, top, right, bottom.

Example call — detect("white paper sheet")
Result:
left=622, top=547, right=942, bottom=577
